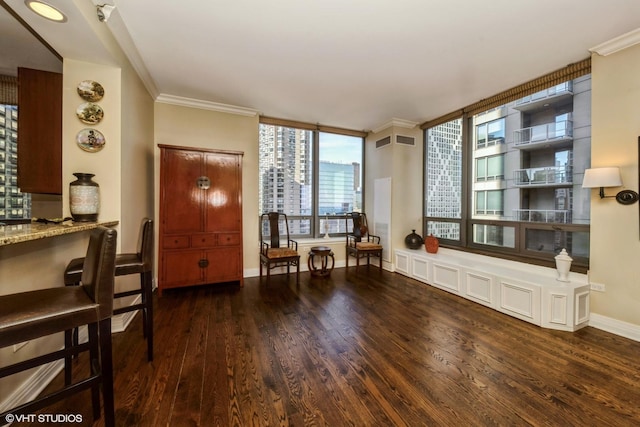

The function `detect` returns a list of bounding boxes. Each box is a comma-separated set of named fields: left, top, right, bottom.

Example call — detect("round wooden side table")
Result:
left=308, top=246, right=335, bottom=277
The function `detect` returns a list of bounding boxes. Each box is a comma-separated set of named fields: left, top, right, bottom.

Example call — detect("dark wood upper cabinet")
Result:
left=17, top=67, right=62, bottom=195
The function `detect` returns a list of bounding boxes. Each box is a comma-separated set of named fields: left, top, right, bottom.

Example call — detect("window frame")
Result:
left=259, top=118, right=365, bottom=239
left=421, top=60, right=592, bottom=272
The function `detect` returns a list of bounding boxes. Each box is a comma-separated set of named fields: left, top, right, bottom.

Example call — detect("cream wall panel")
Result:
left=590, top=45, right=640, bottom=326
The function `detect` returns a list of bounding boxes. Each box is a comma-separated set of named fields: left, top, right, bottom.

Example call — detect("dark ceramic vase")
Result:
left=69, top=173, right=100, bottom=222
left=404, top=229, right=424, bottom=250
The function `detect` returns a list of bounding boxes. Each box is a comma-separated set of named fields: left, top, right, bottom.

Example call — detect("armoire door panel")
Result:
left=162, top=250, right=204, bottom=288
left=204, top=153, right=241, bottom=233
left=161, top=149, right=203, bottom=233
left=205, top=247, right=242, bottom=282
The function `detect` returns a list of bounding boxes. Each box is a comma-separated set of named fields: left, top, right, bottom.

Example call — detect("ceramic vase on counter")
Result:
left=69, top=173, right=100, bottom=222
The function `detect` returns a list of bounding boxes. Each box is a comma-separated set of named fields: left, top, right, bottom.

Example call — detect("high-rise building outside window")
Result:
left=424, top=74, right=591, bottom=269
left=259, top=123, right=363, bottom=237
left=0, top=104, right=31, bottom=222
left=425, top=118, right=463, bottom=240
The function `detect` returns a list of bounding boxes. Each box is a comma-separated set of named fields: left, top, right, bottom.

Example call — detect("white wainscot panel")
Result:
left=549, top=292, right=568, bottom=325
left=432, top=262, right=461, bottom=294
left=465, top=270, right=494, bottom=307
left=499, top=279, right=541, bottom=325
left=395, top=251, right=409, bottom=275
left=575, top=290, right=590, bottom=325
left=393, top=249, right=588, bottom=331
left=412, top=256, right=429, bottom=281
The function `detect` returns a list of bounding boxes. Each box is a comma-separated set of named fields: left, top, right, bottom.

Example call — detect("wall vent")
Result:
left=396, top=135, right=415, bottom=146
left=376, top=136, right=391, bottom=149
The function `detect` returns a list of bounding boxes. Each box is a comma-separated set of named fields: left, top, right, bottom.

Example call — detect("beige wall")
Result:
left=366, top=126, right=424, bottom=266
left=590, top=45, right=640, bottom=325
left=153, top=103, right=260, bottom=273
left=0, top=24, right=154, bottom=409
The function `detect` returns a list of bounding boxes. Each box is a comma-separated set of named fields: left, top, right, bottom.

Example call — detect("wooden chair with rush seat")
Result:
left=345, top=212, right=383, bottom=273
left=259, top=212, right=300, bottom=284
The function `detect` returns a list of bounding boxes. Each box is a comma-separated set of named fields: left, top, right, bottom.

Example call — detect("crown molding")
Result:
left=371, top=118, right=418, bottom=134
left=589, top=27, right=640, bottom=56
left=97, top=3, right=159, bottom=98
left=156, top=93, right=259, bottom=117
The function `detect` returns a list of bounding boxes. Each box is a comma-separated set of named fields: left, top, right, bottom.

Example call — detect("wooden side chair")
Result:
left=259, top=212, right=300, bottom=284
left=63, top=218, right=154, bottom=382
left=0, top=227, right=118, bottom=427
left=345, top=212, right=383, bottom=273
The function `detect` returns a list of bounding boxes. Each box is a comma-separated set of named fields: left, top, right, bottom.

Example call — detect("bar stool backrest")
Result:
left=81, top=227, right=118, bottom=320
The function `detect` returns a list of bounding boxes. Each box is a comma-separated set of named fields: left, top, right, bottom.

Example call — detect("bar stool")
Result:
left=0, top=227, right=117, bottom=427
left=64, top=218, right=153, bottom=379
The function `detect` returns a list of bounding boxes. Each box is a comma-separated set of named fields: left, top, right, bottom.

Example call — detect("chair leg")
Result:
left=64, top=329, right=73, bottom=386
left=296, top=259, right=300, bottom=285
left=99, top=318, right=115, bottom=427
left=143, top=271, right=154, bottom=362
left=379, top=251, right=383, bottom=274
left=88, top=323, right=101, bottom=420
left=140, top=274, right=148, bottom=340
left=266, top=262, right=271, bottom=284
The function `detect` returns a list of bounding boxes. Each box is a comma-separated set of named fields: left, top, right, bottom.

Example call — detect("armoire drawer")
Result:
left=217, top=233, right=241, bottom=246
left=163, top=235, right=190, bottom=249
left=192, top=233, right=217, bottom=247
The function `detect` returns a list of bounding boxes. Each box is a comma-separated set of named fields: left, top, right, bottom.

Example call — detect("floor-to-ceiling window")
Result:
left=423, top=60, right=591, bottom=270
left=259, top=119, right=364, bottom=238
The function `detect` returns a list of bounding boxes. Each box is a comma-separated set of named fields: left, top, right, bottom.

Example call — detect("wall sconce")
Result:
left=582, top=167, right=639, bottom=205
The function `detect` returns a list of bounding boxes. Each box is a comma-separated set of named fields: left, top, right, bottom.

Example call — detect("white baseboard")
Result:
left=589, top=313, right=640, bottom=342
left=0, top=359, right=64, bottom=417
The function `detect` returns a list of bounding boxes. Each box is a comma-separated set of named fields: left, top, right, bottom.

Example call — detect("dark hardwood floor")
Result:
left=21, top=267, right=640, bottom=426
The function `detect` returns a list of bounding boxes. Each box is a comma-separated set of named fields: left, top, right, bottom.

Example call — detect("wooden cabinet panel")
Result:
left=205, top=247, right=242, bottom=282
left=160, top=148, right=203, bottom=234
left=17, top=67, right=62, bottom=194
left=161, top=250, right=204, bottom=288
left=204, top=152, right=242, bottom=233
left=158, top=145, right=243, bottom=294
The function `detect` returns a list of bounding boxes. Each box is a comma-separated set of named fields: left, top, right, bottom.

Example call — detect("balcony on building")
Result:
left=513, top=209, right=572, bottom=224
left=512, top=82, right=574, bottom=112
left=513, top=166, right=573, bottom=187
left=513, top=120, right=573, bottom=150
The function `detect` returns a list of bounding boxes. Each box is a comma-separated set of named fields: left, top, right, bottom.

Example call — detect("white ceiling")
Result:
left=3, top=0, right=640, bottom=131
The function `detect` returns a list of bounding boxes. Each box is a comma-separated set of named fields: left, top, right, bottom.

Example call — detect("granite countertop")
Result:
left=0, top=220, right=119, bottom=246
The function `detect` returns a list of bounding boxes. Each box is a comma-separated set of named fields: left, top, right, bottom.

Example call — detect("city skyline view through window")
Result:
left=259, top=123, right=363, bottom=237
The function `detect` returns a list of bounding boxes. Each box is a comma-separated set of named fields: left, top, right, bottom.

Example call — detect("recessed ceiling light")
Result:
left=25, top=0, right=67, bottom=23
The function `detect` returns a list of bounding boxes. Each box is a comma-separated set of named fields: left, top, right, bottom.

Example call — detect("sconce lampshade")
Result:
left=582, top=167, right=622, bottom=189
left=582, top=166, right=639, bottom=204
